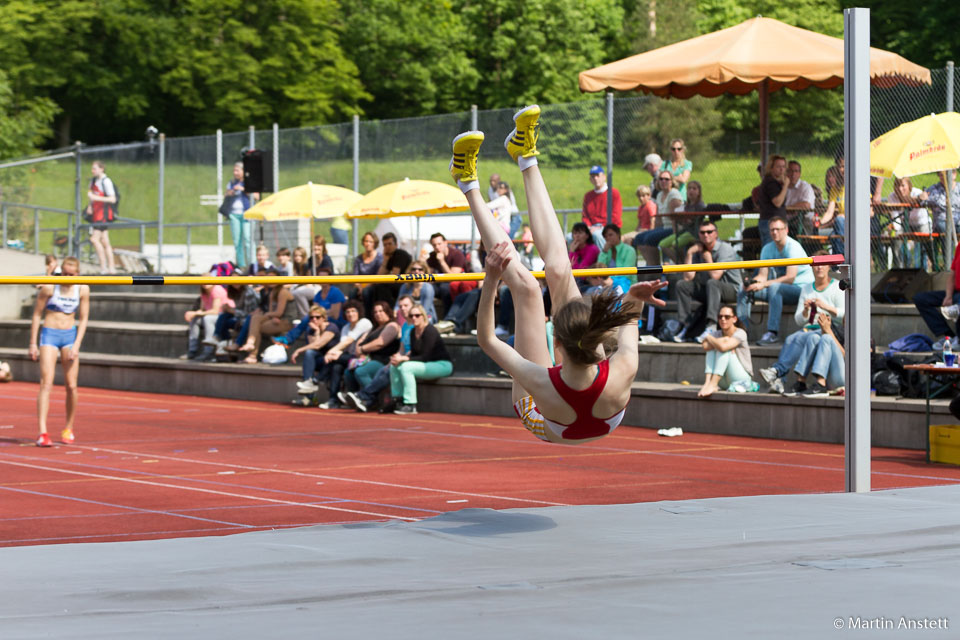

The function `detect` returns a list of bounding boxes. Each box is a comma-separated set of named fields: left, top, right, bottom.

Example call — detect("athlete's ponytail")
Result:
left=552, top=288, right=643, bottom=366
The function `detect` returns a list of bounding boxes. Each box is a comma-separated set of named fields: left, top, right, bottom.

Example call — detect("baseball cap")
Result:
left=643, top=153, right=662, bottom=167
left=589, top=165, right=605, bottom=175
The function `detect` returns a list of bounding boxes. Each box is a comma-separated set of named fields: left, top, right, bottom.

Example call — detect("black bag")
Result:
left=218, top=195, right=235, bottom=217
left=872, top=370, right=901, bottom=396
left=885, top=354, right=938, bottom=398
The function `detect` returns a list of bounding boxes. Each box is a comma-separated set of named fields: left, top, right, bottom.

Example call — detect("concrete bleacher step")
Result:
left=19, top=292, right=197, bottom=325
left=0, top=319, right=188, bottom=358
left=0, top=347, right=940, bottom=452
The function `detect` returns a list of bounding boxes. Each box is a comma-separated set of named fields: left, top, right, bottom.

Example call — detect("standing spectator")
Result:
left=643, top=153, right=663, bottom=197
left=488, top=173, right=521, bottom=238
left=597, top=224, right=638, bottom=292
left=29, top=256, right=89, bottom=447
left=427, top=232, right=470, bottom=320
left=85, top=160, right=118, bottom=274
left=673, top=219, right=743, bottom=343
left=181, top=282, right=233, bottom=361
left=920, top=169, right=960, bottom=235
left=222, top=162, right=259, bottom=268
left=275, top=247, right=293, bottom=276
left=388, top=303, right=454, bottom=415
left=317, top=300, right=372, bottom=409
left=755, top=154, right=789, bottom=248
left=818, top=165, right=846, bottom=257
left=622, top=185, right=656, bottom=247
left=785, top=160, right=815, bottom=232
left=697, top=305, right=753, bottom=398
left=582, top=165, right=622, bottom=246
left=363, top=232, right=412, bottom=317
left=912, top=238, right=960, bottom=352
left=487, top=180, right=516, bottom=236
left=396, top=261, right=438, bottom=322
left=736, top=216, right=814, bottom=345
left=635, top=171, right=682, bottom=266
left=328, top=215, right=350, bottom=245
left=664, top=138, right=692, bottom=199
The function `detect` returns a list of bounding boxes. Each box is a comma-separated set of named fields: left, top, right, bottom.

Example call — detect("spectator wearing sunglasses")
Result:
left=387, top=303, right=453, bottom=415
left=673, top=219, right=742, bottom=343
left=697, top=305, right=754, bottom=398
left=396, top=261, right=437, bottom=323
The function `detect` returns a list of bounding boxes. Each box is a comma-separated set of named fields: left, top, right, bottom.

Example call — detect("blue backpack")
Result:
left=884, top=333, right=933, bottom=358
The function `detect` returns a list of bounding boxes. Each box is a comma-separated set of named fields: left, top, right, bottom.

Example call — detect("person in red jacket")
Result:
left=582, top=165, right=622, bottom=246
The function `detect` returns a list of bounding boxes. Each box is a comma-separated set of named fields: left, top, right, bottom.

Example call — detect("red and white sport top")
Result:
left=544, top=359, right=626, bottom=441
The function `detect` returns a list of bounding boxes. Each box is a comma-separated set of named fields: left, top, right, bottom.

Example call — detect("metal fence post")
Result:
left=2, top=204, right=6, bottom=248
left=186, top=224, right=192, bottom=273
left=158, top=133, right=165, bottom=273
left=606, top=92, right=614, bottom=224
left=139, top=223, right=145, bottom=254
left=248, top=125, right=255, bottom=150
left=352, top=114, right=360, bottom=258
left=34, top=207, right=40, bottom=254
left=216, top=129, right=223, bottom=254
left=470, top=104, right=478, bottom=130
left=947, top=61, right=955, bottom=112
left=74, top=142, right=83, bottom=256
left=272, top=123, right=279, bottom=190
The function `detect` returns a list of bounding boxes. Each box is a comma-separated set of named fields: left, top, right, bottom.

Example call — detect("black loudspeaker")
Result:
left=870, top=268, right=930, bottom=303
left=242, top=149, right=273, bottom=193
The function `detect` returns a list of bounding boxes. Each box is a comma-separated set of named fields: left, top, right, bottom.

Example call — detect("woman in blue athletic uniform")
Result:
left=29, top=256, right=90, bottom=447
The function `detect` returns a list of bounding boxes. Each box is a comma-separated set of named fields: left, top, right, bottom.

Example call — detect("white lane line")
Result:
left=0, top=459, right=421, bottom=521
left=70, top=444, right=571, bottom=507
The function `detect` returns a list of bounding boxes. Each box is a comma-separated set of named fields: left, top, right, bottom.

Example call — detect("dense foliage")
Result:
left=0, top=0, right=951, bottom=159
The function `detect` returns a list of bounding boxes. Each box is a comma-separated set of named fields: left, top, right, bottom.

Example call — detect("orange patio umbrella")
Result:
left=579, top=16, right=930, bottom=163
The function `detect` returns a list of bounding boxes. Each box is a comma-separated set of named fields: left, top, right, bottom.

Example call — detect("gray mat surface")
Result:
left=3, top=486, right=959, bottom=639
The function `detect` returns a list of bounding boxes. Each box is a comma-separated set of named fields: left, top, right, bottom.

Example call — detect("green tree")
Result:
left=341, top=0, right=479, bottom=118
left=847, top=0, right=959, bottom=69
left=459, top=0, right=625, bottom=108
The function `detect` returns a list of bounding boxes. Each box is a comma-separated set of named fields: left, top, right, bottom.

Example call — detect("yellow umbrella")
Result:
left=870, top=112, right=960, bottom=262
left=870, top=112, right=960, bottom=178
left=345, top=178, right=468, bottom=219
left=244, top=182, right=362, bottom=221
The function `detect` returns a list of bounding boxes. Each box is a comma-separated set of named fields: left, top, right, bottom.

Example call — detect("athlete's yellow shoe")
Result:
left=450, top=131, right=484, bottom=183
left=60, top=428, right=74, bottom=445
left=504, top=104, right=541, bottom=162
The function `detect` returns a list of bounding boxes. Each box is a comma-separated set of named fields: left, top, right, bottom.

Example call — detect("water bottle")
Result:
left=944, top=337, right=954, bottom=367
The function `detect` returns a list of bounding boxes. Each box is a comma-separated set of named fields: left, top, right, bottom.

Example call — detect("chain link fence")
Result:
left=0, top=65, right=956, bottom=275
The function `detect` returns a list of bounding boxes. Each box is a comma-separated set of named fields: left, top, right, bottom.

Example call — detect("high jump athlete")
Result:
left=450, top=106, right=666, bottom=444
left=29, top=256, right=90, bottom=447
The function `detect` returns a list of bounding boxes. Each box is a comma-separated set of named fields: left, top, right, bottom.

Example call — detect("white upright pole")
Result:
left=844, top=7, right=871, bottom=492
left=216, top=129, right=223, bottom=257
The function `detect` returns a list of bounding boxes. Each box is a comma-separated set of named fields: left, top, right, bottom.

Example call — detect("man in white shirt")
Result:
left=785, top=160, right=815, bottom=233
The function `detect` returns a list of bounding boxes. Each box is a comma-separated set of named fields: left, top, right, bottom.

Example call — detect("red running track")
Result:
left=2, top=381, right=959, bottom=548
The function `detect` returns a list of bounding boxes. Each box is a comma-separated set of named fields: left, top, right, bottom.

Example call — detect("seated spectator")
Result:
left=312, top=266, right=346, bottom=327
left=582, top=264, right=623, bottom=297
left=246, top=244, right=274, bottom=275
left=912, top=238, right=960, bottom=352
left=387, top=303, right=454, bottom=415
left=518, top=223, right=535, bottom=269
left=341, top=301, right=401, bottom=398
left=396, top=261, right=438, bottom=323
left=275, top=247, right=293, bottom=276
left=643, top=153, right=663, bottom=197
left=582, top=165, right=622, bottom=247
left=736, top=216, right=814, bottom=345
left=488, top=173, right=521, bottom=238
left=239, top=277, right=296, bottom=364
left=568, top=222, right=600, bottom=291
left=288, top=306, right=340, bottom=397
left=659, top=179, right=706, bottom=263
left=215, top=283, right=260, bottom=350
left=290, top=246, right=314, bottom=317
left=755, top=155, right=789, bottom=248
left=673, top=218, right=742, bottom=343
left=798, top=314, right=845, bottom=397
left=487, top=180, right=516, bottom=237
left=294, top=235, right=335, bottom=313
left=889, top=176, right=931, bottom=269
left=697, top=305, right=753, bottom=398
left=0, top=360, right=12, bottom=383
left=597, top=224, right=638, bottom=292
left=180, top=282, right=232, bottom=361
left=344, top=296, right=417, bottom=412
left=920, top=168, right=960, bottom=235
left=634, top=171, right=682, bottom=266
left=317, top=300, right=373, bottom=409
left=622, top=185, right=656, bottom=247
left=784, top=160, right=815, bottom=236
left=817, top=165, right=845, bottom=257
left=364, top=232, right=412, bottom=317
left=352, top=231, right=383, bottom=280
left=757, top=253, right=845, bottom=393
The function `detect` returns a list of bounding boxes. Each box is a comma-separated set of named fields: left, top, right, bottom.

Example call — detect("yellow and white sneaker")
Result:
left=60, top=428, right=74, bottom=445
left=504, top=104, right=541, bottom=162
left=450, top=131, right=484, bottom=183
